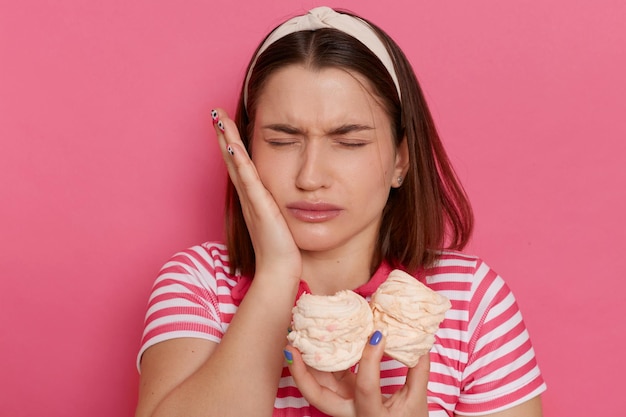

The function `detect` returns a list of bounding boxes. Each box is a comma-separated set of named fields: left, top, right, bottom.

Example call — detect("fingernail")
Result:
left=227, top=145, right=234, bottom=156
left=217, top=120, right=225, bottom=132
left=283, top=349, right=293, bottom=364
left=369, top=330, right=382, bottom=346
left=211, top=109, right=219, bottom=124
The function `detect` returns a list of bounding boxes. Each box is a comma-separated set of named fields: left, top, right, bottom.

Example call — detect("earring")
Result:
left=397, top=176, right=403, bottom=185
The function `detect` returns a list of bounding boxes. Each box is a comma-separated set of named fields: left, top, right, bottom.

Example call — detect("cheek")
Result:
left=358, top=151, right=396, bottom=186
left=253, top=152, right=290, bottom=191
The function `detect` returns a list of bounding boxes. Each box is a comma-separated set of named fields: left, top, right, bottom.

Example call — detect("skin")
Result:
left=134, top=65, right=543, bottom=417
left=250, top=65, right=409, bottom=295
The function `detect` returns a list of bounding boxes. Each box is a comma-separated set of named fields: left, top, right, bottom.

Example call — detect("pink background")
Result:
left=1, top=1, right=624, bottom=415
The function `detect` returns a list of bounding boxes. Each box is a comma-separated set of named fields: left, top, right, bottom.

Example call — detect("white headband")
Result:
left=243, top=6, right=401, bottom=107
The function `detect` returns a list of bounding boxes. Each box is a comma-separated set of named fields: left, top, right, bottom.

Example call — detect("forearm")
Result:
left=151, top=274, right=299, bottom=417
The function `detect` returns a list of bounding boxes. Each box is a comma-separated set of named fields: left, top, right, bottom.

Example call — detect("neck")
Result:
left=300, top=246, right=375, bottom=295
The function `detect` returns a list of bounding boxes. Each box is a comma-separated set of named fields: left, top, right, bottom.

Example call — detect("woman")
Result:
left=135, top=7, right=546, bottom=417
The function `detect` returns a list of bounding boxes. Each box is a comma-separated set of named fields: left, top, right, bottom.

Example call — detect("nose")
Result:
left=295, top=141, right=331, bottom=191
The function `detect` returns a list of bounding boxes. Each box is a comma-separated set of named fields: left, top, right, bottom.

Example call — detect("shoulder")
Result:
left=162, top=242, right=230, bottom=271
left=424, top=250, right=516, bottom=324
left=424, top=250, right=502, bottom=293
left=153, top=242, right=237, bottom=293
left=137, top=242, right=236, bottom=371
left=159, top=242, right=233, bottom=276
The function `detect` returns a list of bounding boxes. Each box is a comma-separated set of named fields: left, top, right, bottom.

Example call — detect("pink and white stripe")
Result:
left=138, top=243, right=546, bottom=416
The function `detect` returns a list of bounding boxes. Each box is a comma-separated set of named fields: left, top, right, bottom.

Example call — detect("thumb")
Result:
left=359, top=330, right=385, bottom=371
left=354, top=330, right=385, bottom=416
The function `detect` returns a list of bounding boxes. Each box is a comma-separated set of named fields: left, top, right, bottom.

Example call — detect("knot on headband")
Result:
left=244, top=6, right=401, bottom=107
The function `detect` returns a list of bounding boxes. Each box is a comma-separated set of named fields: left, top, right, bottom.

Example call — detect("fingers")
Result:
left=353, top=331, right=386, bottom=417
left=210, top=108, right=302, bottom=279
left=284, top=347, right=322, bottom=399
left=284, top=346, right=354, bottom=417
left=354, top=330, right=385, bottom=416
left=210, top=108, right=259, bottom=197
left=286, top=338, right=430, bottom=417
left=210, top=108, right=279, bottom=224
left=356, top=330, right=385, bottom=388
left=284, top=332, right=387, bottom=417
left=356, top=333, right=430, bottom=417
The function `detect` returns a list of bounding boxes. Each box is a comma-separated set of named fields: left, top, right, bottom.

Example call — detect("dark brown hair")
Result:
left=226, top=10, right=473, bottom=277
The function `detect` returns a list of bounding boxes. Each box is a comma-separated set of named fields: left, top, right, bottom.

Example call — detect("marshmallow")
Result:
left=370, top=269, right=451, bottom=367
left=286, top=270, right=451, bottom=371
left=287, top=290, right=374, bottom=372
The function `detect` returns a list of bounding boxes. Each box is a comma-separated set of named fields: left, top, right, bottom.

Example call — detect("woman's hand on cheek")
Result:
left=285, top=332, right=430, bottom=417
left=211, top=109, right=301, bottom=281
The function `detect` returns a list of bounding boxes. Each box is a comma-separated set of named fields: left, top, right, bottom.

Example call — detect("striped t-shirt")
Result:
left=138, top=242, right=546, bottom=416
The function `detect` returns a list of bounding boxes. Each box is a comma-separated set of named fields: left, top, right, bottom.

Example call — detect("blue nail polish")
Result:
left=369, top=330, right=383, bottom=346
left=283, top=349, right=293, bottom=364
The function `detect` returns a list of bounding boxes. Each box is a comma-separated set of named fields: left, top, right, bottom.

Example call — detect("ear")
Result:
left=392, top=136, right=410, bottom=188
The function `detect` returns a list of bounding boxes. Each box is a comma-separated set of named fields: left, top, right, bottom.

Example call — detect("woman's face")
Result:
left=251, top=65, right=408, bottom=257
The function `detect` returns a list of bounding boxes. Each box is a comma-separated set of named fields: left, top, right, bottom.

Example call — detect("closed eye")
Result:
left=265, top=138, right=299, bottom=147
left=337, top=140, right=368, bottom=148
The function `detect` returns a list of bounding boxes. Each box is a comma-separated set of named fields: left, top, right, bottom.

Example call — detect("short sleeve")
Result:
left=136, top=244, right=229, bottom=372
left=455, top=260, right=546, bottom=415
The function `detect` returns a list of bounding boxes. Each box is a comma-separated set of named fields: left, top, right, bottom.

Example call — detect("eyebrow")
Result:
left=261, top=123, right=374, bottom=136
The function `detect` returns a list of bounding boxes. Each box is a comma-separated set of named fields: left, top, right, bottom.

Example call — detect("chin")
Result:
left=293, top=234, right=343, bottom=253
left=295, top=240, right=334, bottom=253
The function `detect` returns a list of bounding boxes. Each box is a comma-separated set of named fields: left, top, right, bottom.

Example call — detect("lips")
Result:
left=286, top=201, right=343, bottom=222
